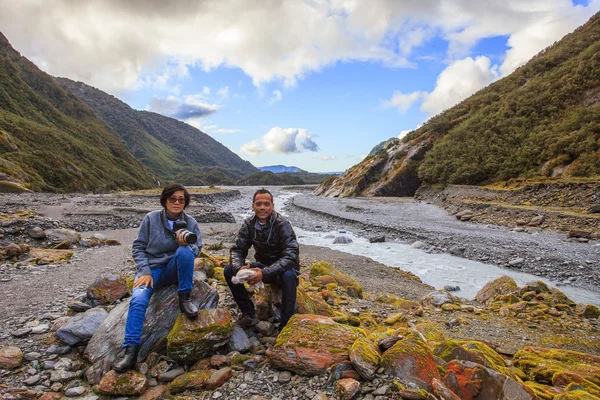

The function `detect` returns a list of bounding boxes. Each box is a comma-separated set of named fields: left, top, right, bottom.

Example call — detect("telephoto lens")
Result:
left=173, top=221, right=197, bottom=244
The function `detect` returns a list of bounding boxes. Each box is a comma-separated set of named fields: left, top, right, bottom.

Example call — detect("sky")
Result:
left=1, top=0, right=599, bottom=173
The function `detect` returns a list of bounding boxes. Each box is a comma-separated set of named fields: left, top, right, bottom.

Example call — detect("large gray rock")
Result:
left=56, top=307, right=108, bottom=346
left=84, top=273, right=218, bottom=384
left=45, top=228, right=81, bottom=244
left=227, top=326, right=251, bottom=353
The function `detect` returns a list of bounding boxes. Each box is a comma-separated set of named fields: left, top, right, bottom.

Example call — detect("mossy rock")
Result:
left=434, top=339, right=515, bottom=379
left=475, top=275, right=519, bottom=305
left=381, top=333, right=441, bottom=391
left=374, top=293, right=420, bottom=311
left=523, top=381, right=564, bottom=400
left=576, top=304, right=600, bottom=319
left=513, top=347, right=600, bottom=386
left=194, top=257, right=216, bottom=277
left=296, top=284, right=335, bottom=316
left=553, top=390, right=599, bottom=400
left=167, top=308, right=232, bottom=362
left=169, top=370, right=213, bottom=394
left=212, top=267, right=225, bottom=283
left=95, top=370, right=149, bottom=396
left=266, top=314, right=366, bottom=376
left=309, top=261, right=363, bottom=298
left=350, top=337, right=381, bottom=381
left=413, top=321, right=446, bottom=343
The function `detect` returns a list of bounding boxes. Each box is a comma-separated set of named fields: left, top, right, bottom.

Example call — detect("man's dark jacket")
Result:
left=230, top=211, right=299, bottom=280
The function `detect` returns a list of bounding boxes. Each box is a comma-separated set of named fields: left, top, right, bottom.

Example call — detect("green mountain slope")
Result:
left=317, top=12, right=600, bottom=197
left=57, top=78, right=257, bottom=182
left=0, top=33, right=156, bottom=192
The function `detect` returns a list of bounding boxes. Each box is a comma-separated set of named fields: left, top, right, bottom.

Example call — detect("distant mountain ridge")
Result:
left=258, top=165, right=304, bottom=173
left=317, top=12, right=600, bottom=197
left=0, top=32, right=155, bottom=192
left=58, top=78, right=257, bottom=183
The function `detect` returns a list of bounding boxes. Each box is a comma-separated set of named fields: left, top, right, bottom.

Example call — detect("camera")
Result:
left=173, top=220, right=197, bottom=245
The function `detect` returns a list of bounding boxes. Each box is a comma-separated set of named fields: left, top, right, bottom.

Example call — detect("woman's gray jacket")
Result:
left=132, top=210, right=202, bottom=276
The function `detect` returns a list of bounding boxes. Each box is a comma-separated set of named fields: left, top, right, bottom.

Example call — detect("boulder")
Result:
left=567, top=230, right=592, bottom=239
left=513, top=347, right=600, bottom=386
left=588, top=205, right=600, bottom=214
left=227, top=326, right=251, bottom=353
left=576, top=304, right=600, bottom=319
left=0, top=346, right=23, bottom=369
left=336, top=378, right=361, bottom=400
left=56, top=307, right=108, bottom=346
left=443, top=360, right=537, bottom=400
left=84, top=274, right=218, bottom=384
left=310, top=261, right=363, bottom=298
left=45, top=228, right=81, bottom=245
left=296, top=284, right=336, bottom=316
left=167, top=308, right=232, bottom=362
left=432, top=378, right=461, bottom=400
left=349, top=337, right=381, bottom=381
left=380, top=333, right=441, bottom=391
left=87, top=273, right=129, bottom=306
left=27, top=227, right=46, bottom=239
left=138, top=385, right=169, bottom=400
left=528, top=215, right=545, bottom=226
left=422, top=291, right=455, bottom=308
left=369, top=236, right=385, bottom=243
left=169, top=370, right=213, bottom=394
left=5, top=243, right=22, bottom=258
left=434, top=340, right=514, bottom=378
left=333, top=236, right=353, bottom=244
left=267, top=314, right=365, bottom=376
left=475, top=276, right=518, bottom=305
left=96, top=370, right=149, bottom=396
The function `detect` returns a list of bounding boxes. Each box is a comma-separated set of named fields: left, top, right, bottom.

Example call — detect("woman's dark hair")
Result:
left=160, top=183, right=190, bottom=208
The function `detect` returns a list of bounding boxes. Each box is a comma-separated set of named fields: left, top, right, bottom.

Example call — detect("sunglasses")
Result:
left=167, top=197, right=186, bottom=204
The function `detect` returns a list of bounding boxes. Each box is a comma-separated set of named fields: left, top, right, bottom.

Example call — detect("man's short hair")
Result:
left=160, top=183, right=190, bottom=208
left=253, top=188, right=273, bottom=203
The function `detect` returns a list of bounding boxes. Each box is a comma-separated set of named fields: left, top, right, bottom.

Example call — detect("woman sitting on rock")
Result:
left=113, top=183, right=203, bottom=372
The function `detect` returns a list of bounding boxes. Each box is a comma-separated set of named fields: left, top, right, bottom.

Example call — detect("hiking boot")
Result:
left=113, top=344, right=139, bottom=373
left=236, top=314, right=258, bottom=328
left=178, top=291, right=198, bottom=318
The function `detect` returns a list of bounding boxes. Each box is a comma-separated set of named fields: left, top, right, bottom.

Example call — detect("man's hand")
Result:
left=134, top=275, right=153, bottom=289
left=176, top=231, right=187, bottom=246
left=247, top=268, right=263, bottom=285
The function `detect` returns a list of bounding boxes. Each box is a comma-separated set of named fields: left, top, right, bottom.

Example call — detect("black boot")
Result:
left=113, top=344, right=139, bottom=373
left=179, top=291, right=198, bottom=318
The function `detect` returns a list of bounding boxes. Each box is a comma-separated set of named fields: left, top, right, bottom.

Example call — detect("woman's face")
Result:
left=165, top=190, right=186, bottom=217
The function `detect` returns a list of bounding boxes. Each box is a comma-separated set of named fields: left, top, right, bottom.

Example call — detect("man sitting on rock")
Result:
left=225, top=188, right=300, bottom=331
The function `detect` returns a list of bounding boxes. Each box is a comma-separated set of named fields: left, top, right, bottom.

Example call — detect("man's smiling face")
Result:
left=252, top=193, right=274, bottom=223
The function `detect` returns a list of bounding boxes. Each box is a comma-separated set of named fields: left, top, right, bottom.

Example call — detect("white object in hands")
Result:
left=232, top=268, right=265, bottom=291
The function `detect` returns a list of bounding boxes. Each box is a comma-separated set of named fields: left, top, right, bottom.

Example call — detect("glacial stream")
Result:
left=233, top=190, right=600, bottom=306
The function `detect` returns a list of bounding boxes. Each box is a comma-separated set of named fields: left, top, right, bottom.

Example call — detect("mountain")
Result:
left=236, top=171, right=305, bottom=186
left=0, top=32, right=155, bottom=192
left=258, top=165, right=304, bottom=173
left=316, top=12, right=600, bottom=197
left=57, top=78, right=257, bottom=183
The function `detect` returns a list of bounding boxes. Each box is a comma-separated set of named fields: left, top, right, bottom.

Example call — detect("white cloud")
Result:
left=1, top=0, right=597, bottom=95
left=241, top=127, right=319, bottom=155
left=421, top=56, right=499, bottom=115
left=216, top=86, right=229, bottom=100
left=203, top=86, right=211, bottom=95
left=213, top=128, right=240, bottom=134
left=398, top=130, right=411, bottom=139
left=240, top=139, right=263, bottom=156
left=148, top=94, right=218, bottom=120
left=382, top=90, right=426, bottom=114
left=269, top=90, right=283, bottom=104
left=313, top=155, right=337, bottom=161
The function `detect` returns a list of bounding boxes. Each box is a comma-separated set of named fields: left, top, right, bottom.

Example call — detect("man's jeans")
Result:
left=224, top=262, right=299, bottom=327
left=123, top=246, right=195, bottom=346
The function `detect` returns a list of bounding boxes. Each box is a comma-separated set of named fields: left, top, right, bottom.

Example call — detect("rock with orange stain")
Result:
left=336, top=378, right=361, bottom=400
left=443, top=360, right=537, bottom=400
left=96, top=370, right=149, bottom=396
left=380, top=333, right=441, bottom=391
left=266, top=314, right=365, bottom=376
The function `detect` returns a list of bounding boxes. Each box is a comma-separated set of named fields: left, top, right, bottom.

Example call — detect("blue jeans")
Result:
left=123, top=246, right=195, bottom=346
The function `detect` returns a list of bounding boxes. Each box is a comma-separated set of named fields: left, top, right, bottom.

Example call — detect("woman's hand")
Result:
left=176, top=231, right=187, bottom=246
left=134, top=275, right=153, bottom=289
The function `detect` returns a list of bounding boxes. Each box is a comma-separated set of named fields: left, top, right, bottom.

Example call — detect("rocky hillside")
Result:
left=58, top=78, right=257, bottom=183
left=0, top=33, right=156, bottom=193
left=317, top=12, right=600, bottom=197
